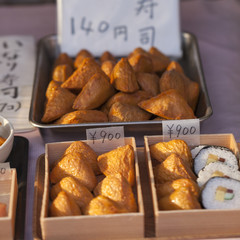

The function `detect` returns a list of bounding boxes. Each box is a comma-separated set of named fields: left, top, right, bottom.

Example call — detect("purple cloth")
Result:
left=181, top=0, right=240, bottom=138
left=1, top=1, right=240, bottom=239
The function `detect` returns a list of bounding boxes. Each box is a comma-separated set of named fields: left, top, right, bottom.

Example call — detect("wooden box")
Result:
left=0, top=169, right=18, bottom=240
left=40, top=137, right=144, bottom=240
left=144, top=134, right=240, bottom=239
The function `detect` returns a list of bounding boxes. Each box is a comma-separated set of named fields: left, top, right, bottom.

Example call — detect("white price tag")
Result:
left=162, top=119, right=200, bottom=146
left=57, top=0, right=181, bottom=57
left=86, top=126, right=125, bottom=151
left=0, top=162, right=11, bottom=180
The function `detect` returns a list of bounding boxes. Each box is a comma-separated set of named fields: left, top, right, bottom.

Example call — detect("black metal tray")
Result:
left=6, top=136, right=29, bottom=240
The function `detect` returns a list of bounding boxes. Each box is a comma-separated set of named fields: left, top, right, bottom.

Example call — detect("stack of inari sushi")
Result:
left=150, top=139, right=202, bottom=210
left=192, top=145, right=240, bottom=209
left=48, top=141, right=138, bottom=217
left=150, top=139, right=240, bottom=210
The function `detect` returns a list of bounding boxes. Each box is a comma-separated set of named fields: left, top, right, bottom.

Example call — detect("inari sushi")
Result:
left=193, top=145, right=238, bottom=175
left=197, top=161, right=240, bottom=188
left=201, top=177, right=240, bottom=209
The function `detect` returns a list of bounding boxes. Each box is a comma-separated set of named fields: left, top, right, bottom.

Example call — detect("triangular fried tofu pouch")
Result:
left=61, top=57, right=102, bottom=91
left=158, top=188, right=201, bottom=210
left=41, top=80, right=76, bottom=123
left=50, top=176, right=93, bottom=210
left=136, top=72, right=159, bottom=97
left=108, top=102, right=152, bottom=122
left=53, top=53, right=73, bottom=69
left=94, top=173, right=137, bottom=212
left=128, top=53, right=153, bottom=73
left=155, top=178, right=200, bottom=198
left=148, top=46, right=171, bottom=73
left=55, top=110, right=108, bottom=125
left=110, top=58, right=139, bottom=93
left=100, top=51, right=117, bottom=64
left=50, top=152, right=97, bottom=191
left=149, top=139, right=193, bottom=167
left=159, top=70, right=186, bottom=100
left=52, top=64, right=73, bottom=83
left=159, top=69, right=199, bottom=111
left=49, top=190, right=81, bottom=217
left=166, top=61, right=184, bottom=73
left=74, top=49, right=93, bottom=69
left=62, top=141, right=101, bottom=175
left=101, top=60, right=116, bottom=78
left=97, top=144, right=135, bottom=186
left=153, top=153, right=197, bottom=184
left=84, top=195, right=127, bottom=215
left=138, top=89, right=196, bottom=120
left=101, top=90, right=151, bottom=115
left=73, top=72, right=115, bottom=110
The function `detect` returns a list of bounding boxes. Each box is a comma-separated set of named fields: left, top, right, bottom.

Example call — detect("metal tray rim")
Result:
left=29, top=32, right=213, bottom=130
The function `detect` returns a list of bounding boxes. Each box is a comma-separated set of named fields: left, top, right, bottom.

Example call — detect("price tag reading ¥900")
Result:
left=86, top=126, right=125, bottom=152
left=0, top=162, right=11, bottom=180
left=162, top=119, right=200, bottom=146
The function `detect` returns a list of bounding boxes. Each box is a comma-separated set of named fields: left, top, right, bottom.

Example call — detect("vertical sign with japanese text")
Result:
left=0, top=36, right=36, bottom=132
left=57, top=0, right=181, bottom=57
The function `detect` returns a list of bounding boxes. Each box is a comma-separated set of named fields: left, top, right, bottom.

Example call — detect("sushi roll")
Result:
left=201, top=177, right=240, bottom=209
left=197, top=161, right=240, bottom=188
left=191, top=145, right=208, bottom=159
left=193, top=145, right=238, bottom=175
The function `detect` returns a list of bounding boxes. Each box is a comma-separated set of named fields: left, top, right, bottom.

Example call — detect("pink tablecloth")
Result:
left=1, top=0, right=240, bottom=239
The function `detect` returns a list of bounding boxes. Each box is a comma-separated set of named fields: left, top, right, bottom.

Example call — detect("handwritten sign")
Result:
left=57, top=0, right=181, bottom=57
left=0, top=35, right=36, bottom=132
left=162, top=119, right=200, bottom=146
left=0, top=162, right=11, bottom=180
left=86, top=126, right=125, bottom=151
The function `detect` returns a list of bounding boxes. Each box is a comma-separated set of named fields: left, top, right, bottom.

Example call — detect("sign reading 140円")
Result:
left=57, top=0, right=181, bottom=57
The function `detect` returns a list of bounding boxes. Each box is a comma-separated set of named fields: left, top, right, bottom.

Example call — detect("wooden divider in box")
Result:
left=40, top=137, right=144, bottom=240
left=144, top=134, right=240, bottom=239
left=0, top=169, right=18, bottom=240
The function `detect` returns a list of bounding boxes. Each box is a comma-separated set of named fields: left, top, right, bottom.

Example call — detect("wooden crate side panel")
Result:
left=144, top=136, right=159, bottom=218
left=42, top=214, right=144, bottom=240
left=156, top=210, right=240, bottom=239
left=9, top=169, right=18, bottom=238
left=0, top=179, right=11, bottom=194
left=0, top=170, right=17, bottom=240
left=0, top=218, right=13, bottom=239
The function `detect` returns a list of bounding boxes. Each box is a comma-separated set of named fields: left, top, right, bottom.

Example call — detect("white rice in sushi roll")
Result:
left=191, top=145, right=208, bottom=159
left=201, top=177, right=240, bottom=209
left=197, top=162, right=240, bottom=188
left=193, top=146, right=238, bottom=175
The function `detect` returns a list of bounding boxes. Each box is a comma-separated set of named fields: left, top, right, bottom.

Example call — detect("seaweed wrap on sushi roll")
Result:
left=197, top=161, right=240, bottom=188
left=193, top=145, right=238, bottom=175
left=201, top=177, right=240, bottom=209
left=191, top=145, right=208, bottom=159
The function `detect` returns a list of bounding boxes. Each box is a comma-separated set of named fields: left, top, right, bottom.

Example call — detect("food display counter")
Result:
left=1, top=0, right=240, bottom=239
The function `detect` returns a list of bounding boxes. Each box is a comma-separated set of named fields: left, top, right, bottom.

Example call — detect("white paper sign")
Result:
left=0, top=35, right=36, bottom=132
left=57, top=0, right=182, bottom=57
left=162, top=119, right=200, bottom=146
left=86, top=126, right=125, bottom=151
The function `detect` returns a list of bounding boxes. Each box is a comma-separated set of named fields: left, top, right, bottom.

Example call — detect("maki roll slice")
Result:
left=191, top=145, right=208, bottom=159
left=193, top=146, right=238, bottom=175
left=201, top=177, right=240, bottom=209
left=197, top=161, right=240, bottom=188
